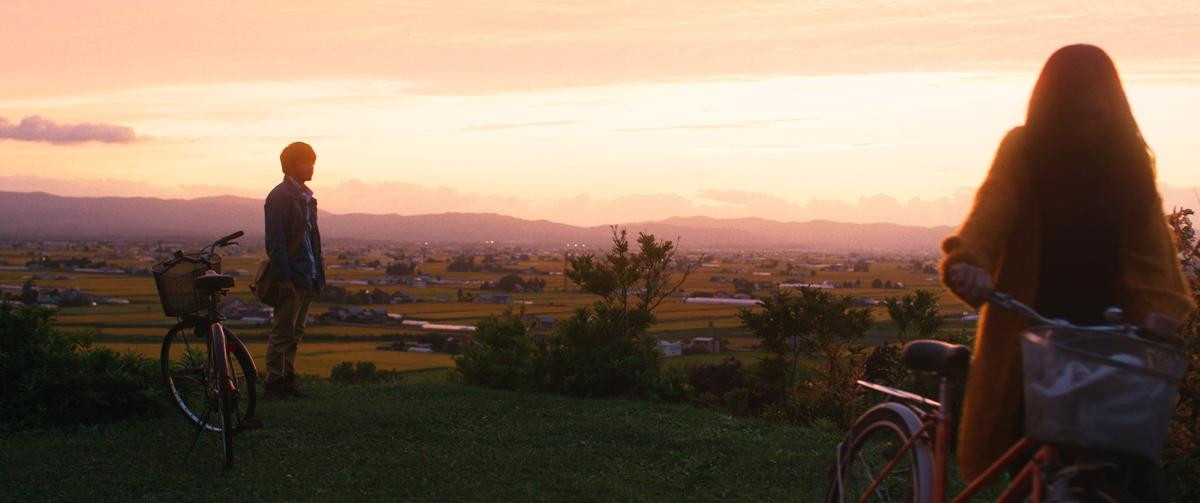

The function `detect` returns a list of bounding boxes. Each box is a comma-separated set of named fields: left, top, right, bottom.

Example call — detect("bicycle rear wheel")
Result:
left=210, top=323, right=235, bottom=469
left=161, top=322, right=257, bottom=432
left=827, top=404, right=933, bottom=503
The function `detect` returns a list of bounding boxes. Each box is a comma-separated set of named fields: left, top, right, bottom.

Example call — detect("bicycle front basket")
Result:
left=1020, top=326, right=1186, bottom=461
left=152, top=254, right=221, bottom=317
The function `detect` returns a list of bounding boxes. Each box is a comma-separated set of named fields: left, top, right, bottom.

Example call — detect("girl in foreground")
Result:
left=941, top=44, right=1194, bottom=499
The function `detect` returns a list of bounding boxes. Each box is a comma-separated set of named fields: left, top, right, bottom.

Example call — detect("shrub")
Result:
left=687, top=357, right=746, bottom=398
left=537, top=229, right=693, bottom=399
left=762, top=376, right=864, bottom=428
left=1166, top=208, right=1200, bottom=499
left=740, top=290, right=871, bottom=401
left=0, top=304, right=161, bottom=429
left=453, top=310, right=536, bottom=390
left=329, top=360, right=404, bottom=385
left=451, top=228, right=693, bottom=401
left=882, top=289, right=944, bottom=343
left=685, top=357, right=773, bottom=416
left=738, top=289, right=872, bottom=426
left=539, top=305, right=667, bottom=398
left=860, top=344, right=902, bottom=386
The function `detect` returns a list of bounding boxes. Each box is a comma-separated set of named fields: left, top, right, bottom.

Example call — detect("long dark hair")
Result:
left=1022, top=45, right=1156, bottom=320
left=1023, top=44, right=1156, bottom=203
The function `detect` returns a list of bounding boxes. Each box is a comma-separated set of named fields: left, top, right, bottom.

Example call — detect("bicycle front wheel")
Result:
left=827, top=404, right=934, bottom=503
left=210, top=323, right=235, bottom=470
left=161, top=321, right=257, bottom=432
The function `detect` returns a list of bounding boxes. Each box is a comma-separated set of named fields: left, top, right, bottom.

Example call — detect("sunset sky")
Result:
left=2, top=1, right=1199, bottom=226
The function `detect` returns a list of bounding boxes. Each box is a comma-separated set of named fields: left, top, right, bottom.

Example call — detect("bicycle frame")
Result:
left=201, top=292, right=238, bottom=395
left=184, top=230, right=244, bottom=367
left=172, top=232, right=246, bottom=421
left=845, top=291, right=1149, bottom=503
left=848, top=376, right=1054, bottom=503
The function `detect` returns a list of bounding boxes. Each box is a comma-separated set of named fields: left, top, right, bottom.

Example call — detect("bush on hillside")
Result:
left=738, top=289, right=872, bottom=427
left=0, top=304, right=161, bottom=429
left=329, top=360, right=404, bottom=385
left=685, top=357, right=776, bottom=416
left=537, top=229, right=693, bottom=399
left=453, top=228, right=694, bottom=400
left=453, top=309, right=537, bottom=390
left=539, top=304, right=668, bottom=398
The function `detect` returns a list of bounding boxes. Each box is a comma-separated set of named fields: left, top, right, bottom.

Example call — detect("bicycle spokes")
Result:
left=842, top=425, right=921, bottom=503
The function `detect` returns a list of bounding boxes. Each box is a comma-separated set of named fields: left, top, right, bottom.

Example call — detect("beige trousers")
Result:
left=266, top=288, right=313, bottom=385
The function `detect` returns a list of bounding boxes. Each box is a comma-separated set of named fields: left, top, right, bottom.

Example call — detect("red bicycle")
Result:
left=153, top=231, right=258, bottom=470
left=826, top=292, right=1185, bottom=502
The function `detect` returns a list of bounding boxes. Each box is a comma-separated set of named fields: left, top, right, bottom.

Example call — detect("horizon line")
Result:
left=0, top=189, right=959, bottom=230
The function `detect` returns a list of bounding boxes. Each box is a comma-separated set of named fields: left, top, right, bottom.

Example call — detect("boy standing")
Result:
left=264, top=142, right=325, bottom=399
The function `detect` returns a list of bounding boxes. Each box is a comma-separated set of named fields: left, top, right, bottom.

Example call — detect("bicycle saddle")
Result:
left=901, top=340, right=970, bottom=376
left=195, top=271, right=235, bottom=291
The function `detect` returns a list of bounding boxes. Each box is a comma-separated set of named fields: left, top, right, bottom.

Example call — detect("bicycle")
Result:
left=152, top=230, right=258, bottom=470
left=826, top=291, right=1186, bottom=502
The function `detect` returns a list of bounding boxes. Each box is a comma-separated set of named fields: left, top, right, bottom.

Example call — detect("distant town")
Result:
left=0, top=237, right=974, bottom=369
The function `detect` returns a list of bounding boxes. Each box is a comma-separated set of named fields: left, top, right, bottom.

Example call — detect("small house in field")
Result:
left=690, top=337, right=720, bottom=354
left=656, top=341, right=683, bottom=358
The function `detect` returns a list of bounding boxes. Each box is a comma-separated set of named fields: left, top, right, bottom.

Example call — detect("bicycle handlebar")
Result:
left=986, top=291, right=1142, bottom=336
left=190, top=231, right=245, bottom=264
left=215, top=230, right=244, bottom=247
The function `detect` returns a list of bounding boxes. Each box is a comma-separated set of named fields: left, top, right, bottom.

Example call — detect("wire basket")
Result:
left=1020, top=326, right=1186, bottom=461
left=152, top=253, right=222, bottom=317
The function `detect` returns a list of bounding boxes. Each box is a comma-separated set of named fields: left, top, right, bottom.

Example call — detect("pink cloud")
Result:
left=0, top=115, right=140, bottom=145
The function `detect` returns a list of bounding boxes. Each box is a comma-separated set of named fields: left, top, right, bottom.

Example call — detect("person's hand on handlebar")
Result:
left=948, top=263, right=994, bottom=306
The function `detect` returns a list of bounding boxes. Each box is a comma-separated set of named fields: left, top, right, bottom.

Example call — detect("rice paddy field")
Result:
left=101, top=341, right=455, bottom=375
left=0, top=241, right=974, bottom=377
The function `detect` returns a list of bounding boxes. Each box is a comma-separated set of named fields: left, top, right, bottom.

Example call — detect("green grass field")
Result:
left=0, top=381, right=843, bottom=502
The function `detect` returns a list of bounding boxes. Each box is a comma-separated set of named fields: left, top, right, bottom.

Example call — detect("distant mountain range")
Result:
left=0, top=191, right=952, bottom=252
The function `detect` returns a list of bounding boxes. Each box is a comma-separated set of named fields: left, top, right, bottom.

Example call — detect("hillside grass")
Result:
left=1, top=381, right=843, bottom=502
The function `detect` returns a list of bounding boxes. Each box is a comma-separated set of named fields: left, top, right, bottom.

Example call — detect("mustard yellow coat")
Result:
left=939, top=127, right=1195, bottom=479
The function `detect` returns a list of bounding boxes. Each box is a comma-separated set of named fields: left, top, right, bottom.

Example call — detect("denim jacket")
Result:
left=264, top=176, right=325, bottom=291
